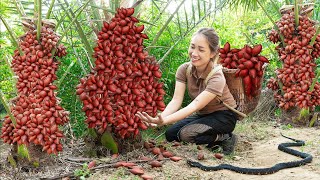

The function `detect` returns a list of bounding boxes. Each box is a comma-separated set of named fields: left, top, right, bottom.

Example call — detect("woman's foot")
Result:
left=220, top=133, right=238, bottom=155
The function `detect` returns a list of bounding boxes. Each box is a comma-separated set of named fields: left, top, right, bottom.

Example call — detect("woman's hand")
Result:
left=135, top=112, right=165, bottom=126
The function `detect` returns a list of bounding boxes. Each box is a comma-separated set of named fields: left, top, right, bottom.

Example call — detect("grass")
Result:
left=234, top=119, right=271, bottom=141
left=280, top=123, right=293, bottom=130
left=141, top=126, right=167, bottom=142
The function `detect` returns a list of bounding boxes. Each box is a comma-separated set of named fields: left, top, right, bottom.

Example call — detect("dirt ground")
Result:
left=0, top=119, right=319, bottom=180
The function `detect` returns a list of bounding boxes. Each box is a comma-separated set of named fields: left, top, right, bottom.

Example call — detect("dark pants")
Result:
left=165, top=110, right=237, bottom=146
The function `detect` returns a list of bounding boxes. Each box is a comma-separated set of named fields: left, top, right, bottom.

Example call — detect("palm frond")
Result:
left=191, top=0, right=196, bottom=25
left=58, top=58, right=77, bottom=87
left=145, top=0, right=170, bottom=33
left=184, top=4, right=189, bottom=29
left=310, top=26, right=320, bottom=46
left=176, top=9, right=182, bottom=38
left=58, top=18, right=88, bottom=74
left=0, top=90, right=16, bottom=127
left=294, top=0, right=299, bottom=27
left=269, top=0, right=281, bottom=16
left=57, top=0, right=93, bottom=60
left=34, top=0, right=38, bottom=16
left=131, top=0, right=144, bottom=9
left=89, top=4, right=115, bottom=14
left=220, top=0, right=261, bottom=11
left=53, top=0, right=91, bottom=54
left=0, top=14, right=23, bottom=54
left=203, top=0, right=207, bottom=15
left=151, top=0, right=160, bottom=11
left=158, top=2, right=225, bottom=64
left=46, top=0, right=55, bottom=19
left=197, top=0, right=201, bottom=20
left=89, top=0, right=102, bottom=30
left=100, top=0, right=111, bottom=21
left=148, top=0, right=187, bottom=51
left=13, top=0, right=26, bottom=17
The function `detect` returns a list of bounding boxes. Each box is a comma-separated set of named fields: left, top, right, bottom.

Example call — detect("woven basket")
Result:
left=223, top=68, right=264, bottom=116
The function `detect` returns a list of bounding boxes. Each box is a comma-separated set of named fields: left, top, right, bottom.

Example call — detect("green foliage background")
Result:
left=0, top=0, right=319, bottom=137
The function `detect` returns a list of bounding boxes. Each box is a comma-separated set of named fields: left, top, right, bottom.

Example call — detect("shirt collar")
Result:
left=191, top=61, right=214, bottom=79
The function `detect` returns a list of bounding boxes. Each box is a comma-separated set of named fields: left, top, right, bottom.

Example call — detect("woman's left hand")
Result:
left=135, top=112, right=165, bottom=126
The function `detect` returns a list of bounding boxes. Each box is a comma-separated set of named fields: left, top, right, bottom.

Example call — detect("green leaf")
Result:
left=58, top=0, right=93, bottom=60
left=310, top=26, right=320, bottom=46
left=88, top=128, right=97, bottom=139
left=100, top=131, right=118, bottom=154
left=197, top=0, right=201, bottom=19
left=221, top=0, right=259, bottom=11
left=74, top=162, right=91, bottom=178
left=299, top=108, right=310, bottom=119
left=176, top=10, right=182, bottom=37
left=57, top=58, right=77, bottom=86
left=13, top=0, right=26, bottom=17
left=89, top=0, right=102, bottom=30
left=89, top=4, right=115, bottom=14
left=148, top=0, right=187, bottom=50
left=191, top=0, right=195, bottom=25
left=184, top=4, right=189, bottom=29
left=33, top=161, right=40, bottom=167
left=18, top=144, right=30, bottom=160
left=0, top=14, right=23, bottom=54
left=151, top=0, right=160, bottom=11
left=0, top=90, right=16, bottom=127
left=53, top=0, right=91, bottom=55
left=46, top=0, right=56, bottom=19
left=269, top=0, right=281, bottom=16
left=7, top=155, right=17, bottom=168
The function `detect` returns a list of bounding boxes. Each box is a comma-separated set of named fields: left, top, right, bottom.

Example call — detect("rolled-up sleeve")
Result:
left=175, top=63, right=189, bottom=83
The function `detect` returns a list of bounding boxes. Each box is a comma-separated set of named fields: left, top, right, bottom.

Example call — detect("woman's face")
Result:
left=188, top=34, right=215, bottom=68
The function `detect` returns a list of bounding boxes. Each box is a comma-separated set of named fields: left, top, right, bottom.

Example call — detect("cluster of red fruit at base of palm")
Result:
left=267, top=8, right=320, bottom=110
left=76, top=8, right=166, bottom=139
left=0, top=25, right=69, bottom=155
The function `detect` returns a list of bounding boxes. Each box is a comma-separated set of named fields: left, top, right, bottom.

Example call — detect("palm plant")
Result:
left=0, top=0, right=94, bottom=167
left=222, top=0, right=319, bottom=125
left=0, top=0, right=233, bottom=159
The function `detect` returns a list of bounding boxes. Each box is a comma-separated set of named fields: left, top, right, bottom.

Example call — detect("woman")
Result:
left=136, top=28, right=238, bottom=155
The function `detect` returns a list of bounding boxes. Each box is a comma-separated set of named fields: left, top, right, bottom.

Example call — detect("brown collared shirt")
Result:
left=176, top=62, right=237, bottom=114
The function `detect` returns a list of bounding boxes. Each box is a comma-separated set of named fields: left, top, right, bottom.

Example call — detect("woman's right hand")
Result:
left=143, top=122, right=158, bottom=128
left=135, top=112, right=165, bottom=126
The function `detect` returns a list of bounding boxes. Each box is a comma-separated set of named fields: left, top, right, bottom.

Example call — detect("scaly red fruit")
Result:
left=0, top=22, right=69, bottom=155
left=77, top=8, right=166, bottom=139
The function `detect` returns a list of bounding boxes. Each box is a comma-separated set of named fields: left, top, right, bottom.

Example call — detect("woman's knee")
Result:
left=179, top=123, right=212, bottom=142
left=164, top=116, right=199, bottom=142
left=165, top=126, right=180, bottom=142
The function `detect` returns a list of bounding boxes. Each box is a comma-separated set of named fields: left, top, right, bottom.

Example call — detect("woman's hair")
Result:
left=193, top=27, right=220, bottom=53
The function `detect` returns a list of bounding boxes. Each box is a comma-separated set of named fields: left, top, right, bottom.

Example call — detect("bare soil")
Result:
left=1, top=120, right=319, bottom=180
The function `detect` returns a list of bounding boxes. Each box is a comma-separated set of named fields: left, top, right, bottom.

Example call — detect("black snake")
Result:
left=187, top=133, right=313, bottom=175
